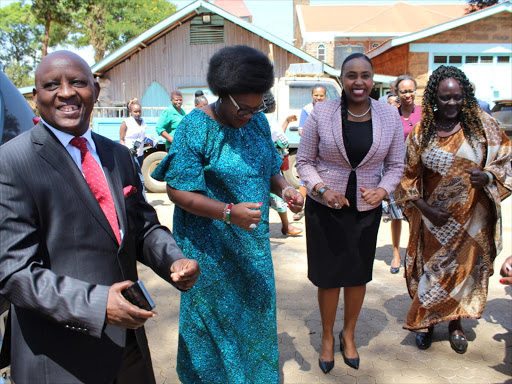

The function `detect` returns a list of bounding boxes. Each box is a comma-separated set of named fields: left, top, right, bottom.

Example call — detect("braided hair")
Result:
left=340, top=53, right=374, bottom=130
left=420, top=65, right=483, bottom=152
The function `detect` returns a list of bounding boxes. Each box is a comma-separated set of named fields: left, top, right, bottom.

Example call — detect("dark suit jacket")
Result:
left=0, top=122, right=184, bottom=383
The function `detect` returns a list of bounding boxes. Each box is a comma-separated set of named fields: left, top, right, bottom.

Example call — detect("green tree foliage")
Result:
left=71, top=0, right=176, bottom=63
left=466, top=0, right=500, bottom=13
left=0, top=2, right=41, bottom=86
left=31, top=0, right=78, bottom=58
left=0, top=1, right=72, bottom=86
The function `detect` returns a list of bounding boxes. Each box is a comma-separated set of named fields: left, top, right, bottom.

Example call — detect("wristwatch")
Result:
left=317, top=186, right=330, bottom=197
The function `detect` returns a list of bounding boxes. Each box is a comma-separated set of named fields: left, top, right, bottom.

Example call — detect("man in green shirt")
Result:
left=156, top=90, right=186, bottom=151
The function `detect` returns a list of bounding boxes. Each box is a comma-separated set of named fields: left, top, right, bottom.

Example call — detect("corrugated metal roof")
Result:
left=90, top=0, right=344, bottom=77
left=367, top=1, right=512, bottom=59
left=297, top=2, right=466, bottom=38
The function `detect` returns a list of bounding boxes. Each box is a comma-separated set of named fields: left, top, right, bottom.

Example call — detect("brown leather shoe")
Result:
left=282, top=226, right=303, bottom=237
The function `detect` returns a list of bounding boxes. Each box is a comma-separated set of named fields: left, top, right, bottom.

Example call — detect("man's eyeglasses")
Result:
left=228, top=94, right=266, bottom=117
left=398, top=89, right=416, bottom=95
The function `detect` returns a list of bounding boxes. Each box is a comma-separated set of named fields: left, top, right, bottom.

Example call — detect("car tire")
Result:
left=141, top=151, right=167, bottom=193
left=282, top=152, right=301, bottom=189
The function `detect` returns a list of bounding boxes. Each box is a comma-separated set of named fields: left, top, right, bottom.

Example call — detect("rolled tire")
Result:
left=282, top=152, right=301, bottom=189
left=141, top=151, right=167, bottom=193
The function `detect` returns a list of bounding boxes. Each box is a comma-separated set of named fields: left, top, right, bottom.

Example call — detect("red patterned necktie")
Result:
left=70, top=137, right=121, bottom=244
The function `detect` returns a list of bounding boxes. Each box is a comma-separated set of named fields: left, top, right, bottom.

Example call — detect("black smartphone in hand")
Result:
left=121, top=280, right=155, bottom=311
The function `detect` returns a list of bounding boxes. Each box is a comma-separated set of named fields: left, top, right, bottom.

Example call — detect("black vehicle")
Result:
left=0, top=72, right=36, bottom=146
left=0, top=71, right=36, bottom=382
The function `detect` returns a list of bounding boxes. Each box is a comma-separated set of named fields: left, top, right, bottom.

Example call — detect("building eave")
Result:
left=367, top=1, right=512, bottom=59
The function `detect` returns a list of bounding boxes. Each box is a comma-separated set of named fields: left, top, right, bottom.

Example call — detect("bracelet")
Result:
left=484, top=171, right=494, bottom=187
left=223, top=203, right=233, bottom=224
left=222, top=204, right=228, bottom=222
left=281, top=185, right=296, bottom=201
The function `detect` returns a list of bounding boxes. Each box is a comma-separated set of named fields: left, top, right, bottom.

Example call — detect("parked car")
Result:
left=0, top=70, right=36, bottom=383
left=0, top=71, right=36, bottom=146
left=491, top=99, right=512, bottom=138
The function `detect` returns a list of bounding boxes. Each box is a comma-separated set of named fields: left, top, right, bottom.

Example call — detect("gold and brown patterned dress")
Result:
left=395, top=112, right=512, bottom=331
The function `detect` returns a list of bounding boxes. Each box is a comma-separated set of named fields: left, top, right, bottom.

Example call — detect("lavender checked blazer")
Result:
left=296, top=98, right=405, bottom=211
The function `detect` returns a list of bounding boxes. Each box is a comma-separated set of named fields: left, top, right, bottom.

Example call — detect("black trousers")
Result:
left=114, top=330, right=156, bottom=384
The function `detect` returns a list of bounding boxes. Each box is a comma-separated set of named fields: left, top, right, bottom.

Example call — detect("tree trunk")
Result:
left=42, top=13, right=52, bottom=58
left=88, top=4, right=106, bottom=63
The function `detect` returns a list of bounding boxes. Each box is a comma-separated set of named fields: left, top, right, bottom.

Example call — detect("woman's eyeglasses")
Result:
left=228, top=94, right=267, bottom=117
left=399, top=89, right=416, bottom=95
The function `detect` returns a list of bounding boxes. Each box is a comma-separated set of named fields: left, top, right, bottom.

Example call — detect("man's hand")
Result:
left=170, top=258, right=200, bottom=290
left=360, top=187, right=387, bottom=205
left=105, top=281, right=155, bottom=329
left=465, top=168, right=490, bottom=189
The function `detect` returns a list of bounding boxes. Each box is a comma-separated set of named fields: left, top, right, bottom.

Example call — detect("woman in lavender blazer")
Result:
left=296, top=53, right=405, bottom=373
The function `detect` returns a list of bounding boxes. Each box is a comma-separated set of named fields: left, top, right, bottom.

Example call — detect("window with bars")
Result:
left=434, top=56, right=447, bottom=64
left=190, top=15, right=224, bottom=45
left=498, top=56, right=510, bottom=63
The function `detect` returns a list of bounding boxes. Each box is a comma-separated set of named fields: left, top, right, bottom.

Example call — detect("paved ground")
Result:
left=141, top=193, right=511, bottom=384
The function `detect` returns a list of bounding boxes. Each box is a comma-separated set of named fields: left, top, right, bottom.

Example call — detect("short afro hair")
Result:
left=207, top=45, right=275, bottom=97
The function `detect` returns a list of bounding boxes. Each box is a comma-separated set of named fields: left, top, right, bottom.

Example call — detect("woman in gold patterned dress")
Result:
left=395, top=65, right=512, bottom=354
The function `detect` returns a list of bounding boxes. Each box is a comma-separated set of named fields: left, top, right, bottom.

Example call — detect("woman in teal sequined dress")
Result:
left=152, top=46, right=304, bottom=384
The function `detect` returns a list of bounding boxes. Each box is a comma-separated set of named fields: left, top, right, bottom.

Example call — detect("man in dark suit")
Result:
left=0, top=51, right=200, bottom=383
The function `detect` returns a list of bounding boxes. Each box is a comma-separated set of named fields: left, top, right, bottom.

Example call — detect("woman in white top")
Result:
left=120, top=98, right=146, bottom=166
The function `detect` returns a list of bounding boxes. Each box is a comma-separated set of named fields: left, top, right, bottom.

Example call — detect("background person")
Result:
left=379, top=80, right=397, bottom=104
left=194, top=95, right=208, bottom=109
left=385, top=75, right=422, bottom=274
left=119, top=98, right=146, bottom=166
left=470, top=82, right=491, bottom=114
left=155, top=90, right=186, bottom=151
left=295, top=84, right=327, bottom=221
left=297, top=53, right=404, bottom=373
left=152, top=45, right=304, bottom=384
left=263, top=91, right=302, bottom=237
left=395, top=65, right=512, bottom=354
left=0, top=51, right=199, bottom=384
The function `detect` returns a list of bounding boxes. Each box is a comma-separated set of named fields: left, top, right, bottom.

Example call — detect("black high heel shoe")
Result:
left=318, top=337, right=335, bottom=374
left=339, top=330, right=359, bottom=370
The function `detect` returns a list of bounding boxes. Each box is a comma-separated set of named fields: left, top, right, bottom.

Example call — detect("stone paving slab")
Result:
left=140, top=193, right=512, bottom=384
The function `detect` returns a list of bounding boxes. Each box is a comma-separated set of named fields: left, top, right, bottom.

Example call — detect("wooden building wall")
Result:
left=100, top=19, right=306, bottom=104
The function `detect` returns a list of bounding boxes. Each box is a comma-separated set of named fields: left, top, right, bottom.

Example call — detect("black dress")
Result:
left=306, top=119, right=383, bottom=288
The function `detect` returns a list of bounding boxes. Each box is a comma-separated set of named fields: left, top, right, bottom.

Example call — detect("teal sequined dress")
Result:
left=152, top=109, right=282, bottom=384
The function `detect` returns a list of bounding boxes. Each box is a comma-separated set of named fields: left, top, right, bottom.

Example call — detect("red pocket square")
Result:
left=123, top=185, right=137, bottom=197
